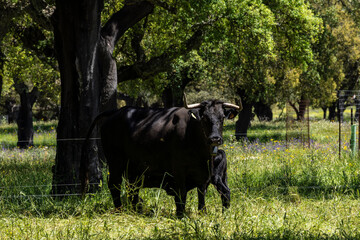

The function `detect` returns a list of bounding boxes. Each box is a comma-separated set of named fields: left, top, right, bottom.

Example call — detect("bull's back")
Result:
left=100, top=107, right=189, bottom=174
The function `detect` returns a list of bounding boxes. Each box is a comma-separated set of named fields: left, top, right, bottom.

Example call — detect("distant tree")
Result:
left=2, top=34, right=59, bottom=148
left=0, top=0, right=58, bottom=147
left=306, top=0, right=360, bottom=120
left=192, top=0, right=321, bottom=139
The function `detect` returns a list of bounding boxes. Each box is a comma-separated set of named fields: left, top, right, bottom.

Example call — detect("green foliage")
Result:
left=114, top=0, right=323, bottom=106
left=299, top=1, right=360, bottom=108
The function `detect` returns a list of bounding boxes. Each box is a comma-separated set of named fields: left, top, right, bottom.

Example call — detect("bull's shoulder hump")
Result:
left=173, top=108, right=190, bottom=120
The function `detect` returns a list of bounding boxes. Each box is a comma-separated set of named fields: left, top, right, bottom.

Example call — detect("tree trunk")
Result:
left=328, top=101, right=337, bottom=121
left=289, top=97, right=309, bottom=121
left=51, top=0, right=154, bottom=194
left=254, top=101, right=272, bottom=121
left=235, top=89, right=253, bottom=140
left=321, top=107, right=327, bottom=120
left=14, top=83, right=39, bottom=148
left=51, top=0, right=103, bottom=194
left=298, top=98, right=309, bottom=121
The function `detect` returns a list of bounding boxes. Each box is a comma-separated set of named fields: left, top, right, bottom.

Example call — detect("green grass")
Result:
left=0, top=120, right=57, bottom=148
left=1, top=118, right=360, bottom=239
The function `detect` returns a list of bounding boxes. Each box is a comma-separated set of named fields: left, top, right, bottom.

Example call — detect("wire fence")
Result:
left=0, top=183, right=105, bottom=199
left=1, top=98, right=360, bottom=201
left=1, top=184, right=359, bottom=200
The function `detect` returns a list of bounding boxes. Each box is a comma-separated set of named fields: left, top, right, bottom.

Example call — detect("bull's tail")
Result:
left=80, top=109, right=118, bottom=196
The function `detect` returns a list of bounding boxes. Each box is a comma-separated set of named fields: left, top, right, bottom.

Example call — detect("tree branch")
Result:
left=26, top=0, right=54, bottom=31
left=0, top=3, right=22, bottom=41
left=131, top=16, right=147, bottom=62
left=101, top=1, right=154, bottom=52
left=117, top=28, right=205, bottom=82
left=15, top=25, right=57, bottom=70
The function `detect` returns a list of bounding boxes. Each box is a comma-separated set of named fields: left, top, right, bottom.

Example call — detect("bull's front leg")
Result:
left=108, top=173, right=123, bottom=210
left=197, top=184, right=209, bottom=212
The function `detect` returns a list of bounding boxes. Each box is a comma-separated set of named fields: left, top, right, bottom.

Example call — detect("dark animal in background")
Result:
left=198, top=149, right=230, bottom=211
left=81, top=100, right=240, bottom=217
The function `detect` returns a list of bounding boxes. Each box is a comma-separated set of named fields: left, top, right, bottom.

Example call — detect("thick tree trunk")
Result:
left=235, top=89, right=253, bottom=140
left=51, top=0, right=103, bottom=194
left=51, top=0, right=154, bottom=194
left=14, top=83, right=39, bottom=148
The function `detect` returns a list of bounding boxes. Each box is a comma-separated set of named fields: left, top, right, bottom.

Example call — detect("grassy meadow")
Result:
left=1, top=111, right=360, bottom=239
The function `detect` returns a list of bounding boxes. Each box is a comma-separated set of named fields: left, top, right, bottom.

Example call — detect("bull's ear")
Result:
left=188, top=109, right=201, bottom=121
left=224, top=109, right=238, bottom=120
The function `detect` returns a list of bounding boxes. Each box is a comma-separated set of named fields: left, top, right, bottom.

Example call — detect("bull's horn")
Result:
left=186, top=103, right=202, bottom=109
left=183, top=93, right=201, bottom=109
left=223, top=102, right=242, bottom=111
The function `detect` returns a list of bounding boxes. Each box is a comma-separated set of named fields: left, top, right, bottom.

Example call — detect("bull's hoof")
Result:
left=176, top=211, right=186, bottom=219
left=222, top=206, right=230, bottom=213
left=134, top=203, right=143, bottom=213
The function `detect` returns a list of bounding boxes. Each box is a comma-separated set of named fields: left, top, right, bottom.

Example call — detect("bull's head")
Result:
left=185, top=99, right=241, bottom=149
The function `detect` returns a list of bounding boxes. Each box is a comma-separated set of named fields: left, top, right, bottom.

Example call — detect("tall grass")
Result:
left=1, top=119, right=360, bottom=239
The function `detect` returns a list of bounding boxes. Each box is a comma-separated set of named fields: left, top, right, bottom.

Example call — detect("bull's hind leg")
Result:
left=108, top=173, right=123, bottom=210
left=126, top=178, right=143, bottom=212
left=129, top=187, right=143, bottom=212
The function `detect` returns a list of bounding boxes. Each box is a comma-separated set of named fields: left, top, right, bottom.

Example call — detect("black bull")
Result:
left=81, top=100, right=240, bottom=216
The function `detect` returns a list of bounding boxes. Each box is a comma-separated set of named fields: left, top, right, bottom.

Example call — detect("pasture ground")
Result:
left=1, top=114, right=360, bottom=239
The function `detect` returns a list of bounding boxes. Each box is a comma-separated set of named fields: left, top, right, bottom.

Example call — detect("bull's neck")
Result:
left=187, top=120, right=213, bottom=157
